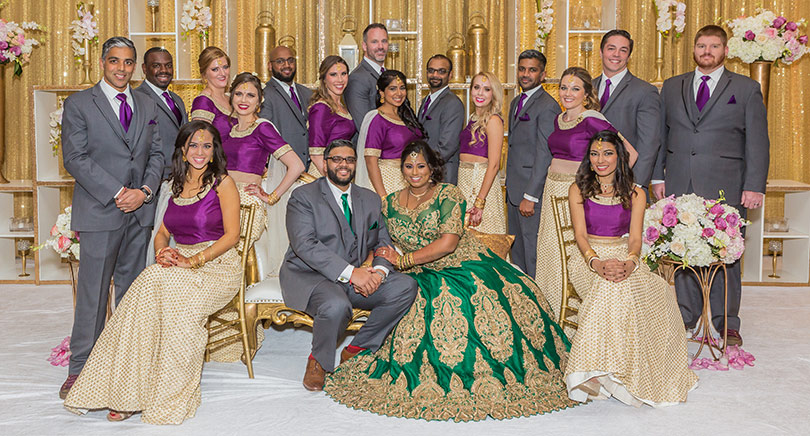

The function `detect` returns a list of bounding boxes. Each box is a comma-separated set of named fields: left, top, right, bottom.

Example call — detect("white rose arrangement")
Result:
left=726, top=9, right=808, bottom=65
left=180, top=0, right=213, bottom=39
left=654, top=0, right=686, bottom=36
left=534, top=0, right=554, bottom=49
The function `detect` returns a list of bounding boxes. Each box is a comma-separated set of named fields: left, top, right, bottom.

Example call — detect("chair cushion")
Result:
left=245, top=277, right=285, bottom=304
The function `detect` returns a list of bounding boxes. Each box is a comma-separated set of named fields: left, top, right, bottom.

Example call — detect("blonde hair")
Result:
left=198, top=46, right=231, bottom=79
left=469, top=72, right=503, bottom=147
left=309, top=55, right=349, bottom=113
left=560, top=66, right=600, bottom=111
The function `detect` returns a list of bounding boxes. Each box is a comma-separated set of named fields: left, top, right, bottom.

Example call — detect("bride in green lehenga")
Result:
left=324, top=141, right=575, bottom=421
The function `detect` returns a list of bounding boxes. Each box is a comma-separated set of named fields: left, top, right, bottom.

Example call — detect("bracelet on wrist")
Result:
left=586, top=255, right=600, bottom=273
left=267, top=191, right=280, bottom=205
left=474, top=197, right=486, bottom=209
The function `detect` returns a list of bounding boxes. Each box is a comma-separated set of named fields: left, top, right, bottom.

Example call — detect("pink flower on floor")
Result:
left=689, top=345, right=754, bottom=371
left=47, top=336, right=71, bottom=367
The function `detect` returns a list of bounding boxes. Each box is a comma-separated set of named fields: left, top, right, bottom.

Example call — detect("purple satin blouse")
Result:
left=548, top=115, right=617, bottom=162
left=583, top=198, right=631, bottom=237
left=458, top=119, right=488, bottom=158
left=191, top=94, right=236, bottom=141
left=364, top=113, right=423, bottom=159
left=163, top=184, right=225, bottom=245
left=308, top=102, right=357, bottom=153
left=223, top=119, right=290, bottom=175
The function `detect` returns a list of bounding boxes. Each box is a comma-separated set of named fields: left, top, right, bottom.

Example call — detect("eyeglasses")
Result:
left=327, top=156, right=357, bottom=164
left=427, top=68, right=449, bottom=75
left=271, top=57, right=297, bottom=66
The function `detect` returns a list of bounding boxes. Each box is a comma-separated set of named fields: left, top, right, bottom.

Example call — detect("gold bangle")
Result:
left=584, top=248, right=597, bottom=259
left=267, top=191, right=280, bottom=205
left=474, top=197, right=486, bottom=209
left=586, top=255, right=599, bottom=273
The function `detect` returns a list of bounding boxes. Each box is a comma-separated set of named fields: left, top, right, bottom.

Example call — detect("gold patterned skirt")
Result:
left=457, top=161, right=506, bottom=234
left=64, top=242, right=241, bottom=425
left=534, top=172, right=580, bottom=336
left=378, top=158, right=406, bottom=195
left=306, top=162, right=323, bottom=179
left=564, top=237, right=699, bottom=407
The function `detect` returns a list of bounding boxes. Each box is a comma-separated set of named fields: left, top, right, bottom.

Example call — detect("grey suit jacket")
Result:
left=133, top=82, right=187, bottom=179
left=505, top=86, right=561, bottom=206
left=279, top=178, right=394, bottom=311
left=653, top=69, right=770, bottom=205
left=259, top=79, right=313, bottom=167
left=62, top=82, right=164, bottom=231
left=593, top=72, right=661, bottom=187
left=345, top=60, right=381, bottom=132
left=418, top=88, right=465, bottom=184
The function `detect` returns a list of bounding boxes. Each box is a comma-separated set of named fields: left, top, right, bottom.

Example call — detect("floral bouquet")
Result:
left=727, top=9, right=808, bottom=65
left=0, top=17, right=44, bottom=76
left=180, top=0, right=212, bottom=39
left=654, top=0, right=686, bottom=36
left=49, top=106, right=63, bottom=156
left=34, top=206, right=80, bottom=260
left=68, top=2, right=98, bottom=61
left=534, top=0, right=553, bottom=48
left=642, top=193, right=747, bottom=270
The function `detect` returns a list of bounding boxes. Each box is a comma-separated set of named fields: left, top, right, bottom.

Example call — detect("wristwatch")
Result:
left=373, top=269, right=387, bottom=283
left=139, top=186, right=154, bottom=204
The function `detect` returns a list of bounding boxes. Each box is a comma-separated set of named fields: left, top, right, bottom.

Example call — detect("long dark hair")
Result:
left=228, top=72, right=264, bottom=120
left=575, top=130, right=635, bottom=209
left=170, top=120, right=228, bottom=198
left=376, top=70, right=427, bottom=139
left=400, top=140, right=444, bottom=185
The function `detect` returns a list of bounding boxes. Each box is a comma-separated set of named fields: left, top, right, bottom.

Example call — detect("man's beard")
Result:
left=327, top=166, right=355, bottom=186
left=694, top=52, right=725, bottom=70
left=272, top=68, right=296, bottom=83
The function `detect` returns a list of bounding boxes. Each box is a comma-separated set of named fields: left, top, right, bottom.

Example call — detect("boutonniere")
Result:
left=519, top=114, right=530, bottom=121
left=148, top=119, right=157, bottom=125
left=369, top=221, right=378, bottom=230
left=727, top=95, right=736, bottom=104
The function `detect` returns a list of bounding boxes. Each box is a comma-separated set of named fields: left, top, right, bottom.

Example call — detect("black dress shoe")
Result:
left=725, top=329, right=743, bottom=346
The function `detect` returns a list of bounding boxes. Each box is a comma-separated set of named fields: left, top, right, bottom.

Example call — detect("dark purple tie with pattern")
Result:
left=162, top=91, right=183, bottom=124
left=116, top=93, right=132, bottom=132
left=515, top=93, right=528, bottom=119
left=696, top=75, right=711, bottom=111
left=600, top=78, right=612, bottom=108
left=289, top=85, right=302, bottom=112
left=421, top=95, right=431, bottom=118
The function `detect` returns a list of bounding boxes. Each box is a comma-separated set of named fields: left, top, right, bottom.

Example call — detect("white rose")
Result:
left=671, top=239, right=687, bottom=257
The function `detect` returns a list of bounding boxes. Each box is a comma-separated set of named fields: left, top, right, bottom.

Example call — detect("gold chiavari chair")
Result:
left=550, top=195, right=581, bottom=331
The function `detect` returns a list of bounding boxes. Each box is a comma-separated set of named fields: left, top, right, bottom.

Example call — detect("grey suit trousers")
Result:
left=69, top=214, right=149, bottom=374
left=506, top=191, right=541, bottom=278
left=305, top=273, right=417, bottom=372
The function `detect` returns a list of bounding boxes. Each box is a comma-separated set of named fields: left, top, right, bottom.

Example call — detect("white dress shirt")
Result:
left=363, top=56, right=385, bottom=76
left=598, top=68, right=629, bottom=101
left=143, top=79, right=175, bottom=112
left=272, top=76, right=303, bottom=113
left=517, top=84, right=543, bottom=203
left=422, top=85, right=448, bottom=114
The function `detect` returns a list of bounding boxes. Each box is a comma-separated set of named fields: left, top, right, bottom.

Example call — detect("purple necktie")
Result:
left=514, top=93, right=528, bottom=119
left=289, top=85, right=302, bottom=112
left=696, top=75, right=711, bottom=112
left=116, top=93, right=132, bottom=132
left=421, top=95, right=431, bottom=118
left=599, top=78, right=612, bottom=108
left=162, top=91, right=183, bottom=124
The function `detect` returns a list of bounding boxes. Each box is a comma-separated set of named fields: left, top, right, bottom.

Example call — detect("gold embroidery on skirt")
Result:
left=393, top=294, right=427, bottom=363
left=499, top=271, right=547, bottom=352
left=470, top=273, right=513, bottom=362
left=431, top=279, right=468, bottom=367
left=470, top=349, right=508, bottom=409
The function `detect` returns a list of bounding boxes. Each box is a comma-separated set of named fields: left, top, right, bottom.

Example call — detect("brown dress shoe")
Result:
left=340, top=347, right=361, bottom=364
left=725, top=329, right=743, bottom=347
left=59, top=374, right=79, bottom=399
left=302, top=358, right=326, bottom=391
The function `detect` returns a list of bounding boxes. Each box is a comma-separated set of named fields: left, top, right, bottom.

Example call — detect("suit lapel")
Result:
left=508, top=97, right=518, bottom=134
left=351, top=186, right=365, bottom=251
left=141, top=84, right=180, bottom=128
left=172, top=91, right=188, bottom=122
left=602, top=73, right=632, bottom=112
left=514, top=88, right=543, bottom=125
left=272, top=80, right=306, bottom=127
left=681, top=72, right=699, bottom=125
left=362, top=59, right=381, bottom=80
left=92, top=85, right=127, bottom=143
left=319, top=179, right=353, bottom=245
left=129, top=91, right=147, bottom=146
left=424, top=88, right=449, bottom=119
left=696, top=70, right=731, bottom=124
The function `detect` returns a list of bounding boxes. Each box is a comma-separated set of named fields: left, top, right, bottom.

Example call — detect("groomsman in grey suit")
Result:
left=280, top=139, right=417, bottom=391
left=506, top=50, right=561, bottom=277
left=345, top=23, right=389, bottom=132
left=59, top=37, right=163, bottom=398
left=133, top=47, right=187, bottom=178
left=418, top=54, right=465, bottom=184
left=260, top=45, right=312, bottom=168
left=593, top=30, right=661, bottom=188
left=652, top=25, right=770, bottom=346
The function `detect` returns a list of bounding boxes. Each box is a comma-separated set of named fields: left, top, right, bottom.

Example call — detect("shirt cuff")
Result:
left=523, top=193, right=539, bottom=203
left=338, top=264, right=354, bottom=283
left=650, top=180, right=664, bottom=185
left=114, top=186, right=126, bottom=199
left=372, top=265, right=389, bottom=277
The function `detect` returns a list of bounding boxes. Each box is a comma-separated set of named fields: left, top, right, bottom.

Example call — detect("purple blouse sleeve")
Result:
left=191, top=95, right=217, bottom=121
left=586, top=116, right=618, bottom=134
left=257, top=121, right=293, bottom=159
left=308, top=102, right=332, bottom=152
left=364, top=115, right=386, bottom=154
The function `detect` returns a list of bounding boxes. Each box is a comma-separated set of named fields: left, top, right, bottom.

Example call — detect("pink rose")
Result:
left=799, top=35, right=808, bottom=45
left=9, top=45, right=21, bottom=56
left=710, top=203, right=724, bottom=216
left=727, top=226, right=739, bottom=238
left=662, top=213, right=677, bottom=228
left=646, top=226, right=660, bottom=242
left=773, top=16, right=788, bottom=28
left=0, top=41, right=8, bottom=50
left=50, top=224, right=59, bottom=236
left=763, top=28, right=777, bottom=39
left=663, top=203, right=678, bottom=216
left=75, top=232, right=80, bottom=242
left=744, top=30, right=756, bottom=41
left=715, top=216, right=728, bottom=231
left=57, top=235, right=72, bottom=252
left=719, top=247, right=728, bottom=258
left=726, top=213, right=740, bottom=227
left=702, top=228, right=715, bottom=238
left=786, top=21, right=799, bottom=31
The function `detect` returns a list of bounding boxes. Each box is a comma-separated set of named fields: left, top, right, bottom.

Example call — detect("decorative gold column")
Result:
left=654, top=32, right=665, bottom=83
left=749, top=60, right=773, bottom=109
left=254, top=12, right=275, bottom=82
left=467, top=12, right=488, bottom=77
left=0, top=66, right=7, bottom=183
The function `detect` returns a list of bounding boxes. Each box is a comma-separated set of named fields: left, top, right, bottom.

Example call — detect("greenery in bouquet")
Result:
left=0, top=13, right=44, bottom=76
left=34, top=206, right=80, bottom=260
left=642, top=192, right=747, bottom=270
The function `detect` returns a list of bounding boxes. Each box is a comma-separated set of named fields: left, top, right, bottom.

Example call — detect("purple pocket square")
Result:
left=425, top=115, right=432, bottom=121
left=149, top=119, right=157, bottom=125
left=519, top=114, right=530, bottom=121
left=728, top=95, right=736, bottom=104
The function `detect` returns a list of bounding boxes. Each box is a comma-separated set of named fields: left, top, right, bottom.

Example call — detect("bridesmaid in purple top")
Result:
left=357, top=70, right=426, bottom=197
left=64, top=121, right=243, bottom=424
left=191, top=47, right=236, bottom=139
left=564, top=130, right=698, bottom=407
left=457, top=72, right=506, bottom=235
left=534, top=67, right=638, bottom=326
left=307, top=56, right=357, bottom=177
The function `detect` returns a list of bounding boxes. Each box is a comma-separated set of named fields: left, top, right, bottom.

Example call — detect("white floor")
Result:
left=1, top=283, right=808, bottom=436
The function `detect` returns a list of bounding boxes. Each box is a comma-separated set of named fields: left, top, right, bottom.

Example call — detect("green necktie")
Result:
left=341, top=192, right=354, bottom=234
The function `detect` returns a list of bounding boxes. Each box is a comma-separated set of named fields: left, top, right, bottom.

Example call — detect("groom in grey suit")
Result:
left=418, top=54, right=465, bottom=184
left=593, top=30, right=661, bottom=188
left=345, top=23, right=388, bottom=132
left=280, top=139, right=417, bottom=391
left=652, top=25, right=770, bottom=346
left=506, top=50, right=561, bottom=277
left=259, top=45, right=312, bottom=168
left=59, top=37, right=163, bottom=398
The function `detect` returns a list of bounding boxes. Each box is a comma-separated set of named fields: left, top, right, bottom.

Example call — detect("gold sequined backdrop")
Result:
left=2, top=0, right=808, bottom=217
